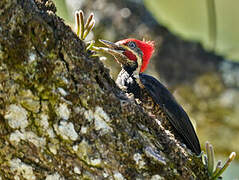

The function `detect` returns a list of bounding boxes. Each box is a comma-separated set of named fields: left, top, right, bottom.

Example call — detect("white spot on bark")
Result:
left=55, top=121, right=78, bottom=141
left=72, top=144, right=78, bottom=151
left=48, top=143, right=57, bottom=155
left=56, top=103, right=70, bottom=120
left=45, top=173, right=64, bottom=180
left=94, top=106, right=111, bottom=134
left=5, top=104, right=28, bottom=129
left=10, top=158, right=36, bottom=180
left=80, top=126, right=87, bottom=134
left=84, top=110, right=94, bottom=121
left=145, top=147, right=166, bottom=165
left=94, top=114, right=112, bottom=134
left=133, top=153, right=146, bottom=169
left=95, top=106, right=110, bottom=122
left=47, top=128, right=55, bottom=138
left=20, top=89, right=40, bottom=113
left=61, top=77, right=69, bottom=84
left=9, top=130, right=46, bottom=147
left=133, top=153, right=141, bottom=162
left=84, top=106, right=112, bottom=135
left=25, top=131, right=46, bottom=147
left=76, top=140, right=90, bottom=162
left=40, top=113, right=49, bottom=129
left=28, top=52, right=36, bottom=63
left=113, top=172, right=125, bottom=180
left=73, top=166, right=81, bottom=174
left=10, top=130, right=24, bottom=144
left=103, top=172, right=109, bottom=178
left=39, top=113, right=55, bottom=138
left=151, top=175, right=163, bottom=180
left=57, top=87, right=68, bottom=96
left=84, top=106, right=113, bottom=134
left=90, top=158, right=101, bottom=166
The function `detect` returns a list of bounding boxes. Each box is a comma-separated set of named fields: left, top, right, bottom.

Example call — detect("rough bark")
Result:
left=0, top=0, right=208, bottom=179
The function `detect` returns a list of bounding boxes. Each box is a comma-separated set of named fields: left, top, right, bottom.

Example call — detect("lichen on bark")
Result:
left=0, top=0, right=209, bottom=179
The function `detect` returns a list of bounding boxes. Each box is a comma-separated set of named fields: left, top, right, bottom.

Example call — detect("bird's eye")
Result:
left=128, top=41, right=136, bottom=49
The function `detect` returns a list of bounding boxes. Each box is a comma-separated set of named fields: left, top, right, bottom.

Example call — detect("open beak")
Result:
left=99, top=39, right=124, bottom=50
left=97, top=39, right=128, bottom=65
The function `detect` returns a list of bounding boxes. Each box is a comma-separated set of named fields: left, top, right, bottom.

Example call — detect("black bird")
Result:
left=98, top=38, right=201, bottom=155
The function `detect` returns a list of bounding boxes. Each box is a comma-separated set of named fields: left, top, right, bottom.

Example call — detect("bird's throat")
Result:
left=116, top=69, right=143, bottom=98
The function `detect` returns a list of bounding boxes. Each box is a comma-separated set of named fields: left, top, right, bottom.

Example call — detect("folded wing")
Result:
left=140, top=73, right=201, bottom=155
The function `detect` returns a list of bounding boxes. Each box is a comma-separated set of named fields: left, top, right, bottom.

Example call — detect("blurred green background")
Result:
left=145, top=0, right=239, bottom=62
left=53, top=0, right=239, bottom=178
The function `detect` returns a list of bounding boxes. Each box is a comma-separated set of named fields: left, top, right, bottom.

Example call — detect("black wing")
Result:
left=140, top=73, right=201, bottom=155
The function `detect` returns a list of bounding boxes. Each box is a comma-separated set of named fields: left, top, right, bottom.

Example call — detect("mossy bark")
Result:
left=0, top=0, right=208, bottom=179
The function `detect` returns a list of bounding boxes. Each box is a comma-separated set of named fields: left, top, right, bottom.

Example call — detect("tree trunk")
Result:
left=0, top=0, right=208, bottom=179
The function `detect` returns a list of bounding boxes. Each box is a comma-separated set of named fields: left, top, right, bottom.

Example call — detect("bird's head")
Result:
left=99, top=38, right=154, bottom=74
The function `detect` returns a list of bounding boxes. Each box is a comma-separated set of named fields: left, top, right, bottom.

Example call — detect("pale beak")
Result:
left=99, top=39, right=123, bottom=50
left=98, top=39, right=129, bottom=65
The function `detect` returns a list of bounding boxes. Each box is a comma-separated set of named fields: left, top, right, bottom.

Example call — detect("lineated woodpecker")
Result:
left=98, top=38, right=201, bottom=155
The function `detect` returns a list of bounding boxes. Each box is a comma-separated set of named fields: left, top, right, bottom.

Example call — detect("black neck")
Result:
left=122, top=64, right=137, bottom=76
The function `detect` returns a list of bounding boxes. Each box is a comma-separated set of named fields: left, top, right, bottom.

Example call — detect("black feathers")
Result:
left=116, top=69, right=201, bottom=155
left=140, top=73, right=201, bottom=155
